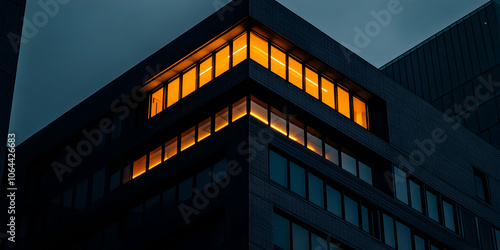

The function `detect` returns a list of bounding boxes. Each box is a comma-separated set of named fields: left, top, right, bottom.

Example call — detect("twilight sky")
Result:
left=10, top=0, right=489, bottom=144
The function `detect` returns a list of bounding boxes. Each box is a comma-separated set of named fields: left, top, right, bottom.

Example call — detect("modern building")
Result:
left=381, top=0, right=500, bottom=150
left=13, top=0, right=500, bottom=249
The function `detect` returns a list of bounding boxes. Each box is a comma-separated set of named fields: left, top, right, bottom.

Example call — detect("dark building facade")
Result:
left=381, top=0, right=500, bottom=149
left=12, top=0, right=500, bottom=249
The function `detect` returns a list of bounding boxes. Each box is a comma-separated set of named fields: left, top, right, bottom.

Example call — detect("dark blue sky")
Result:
left=10, top=0, right=488, bottom=144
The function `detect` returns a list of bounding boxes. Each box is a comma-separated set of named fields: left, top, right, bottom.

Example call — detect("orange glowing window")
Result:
left=353, top=97, right=368, bottom=129
left=250, top=32, right=269, bottom=68
left=164, top=137, right=178, bottom=161
left=232, top=97, right=247, bottom=122
left=306, top=127, right=322, bottom=156
left=232, top=32, right=247, bottom=67
left=199, top=56, right=213, bottom=87
left=198, top=117, right=211, bottom=142
left=270, top=46, right=286, bottom=79
left=182, top=67, right=197, bottom=98
left=167, top=78, right=180, bottom=108
left=289, top=117, right=304, bottom=146
left=250, top=96, right=268, bottom=125
left=215, top=108, right=229, bottom=132
left=321, top=77, right=335, bottom=109
left=215, top=45, right=230, bottom=77
left=305, top=67, right=319, bottom=99
left=337, top=86, right=350, bottom=118
left=150, top=87, right=164, bottom=118
left=270, top=108, right=287, bottom=136
left=181, top=127, right=196, bottom=151
left=288, top=56, right=302, bottom=89
left=132, top=155, right=147, bottom=179
left=149, top=146, right=162, bottom=169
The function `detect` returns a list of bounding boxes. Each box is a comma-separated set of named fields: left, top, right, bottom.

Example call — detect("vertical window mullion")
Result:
left=229, top=40, right=234, bottom=70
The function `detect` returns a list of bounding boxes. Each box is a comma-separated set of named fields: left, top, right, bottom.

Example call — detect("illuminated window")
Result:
left=232, top=32, right=247, bottom=67
left=337, top=86, right=350, bottom=118
left=167, top=78, right=180, bottom=107
left=353, top=97, right=367, bottom=129
left=288, top=56, right=302, bottom=89
left=164, top=137, right=178, bottom=160
left=215, top=45, right=230, bottom=77
left=149, top=146, right=162, bottom=169
left=321, top=77, right=335, bottom=109
left=181, top=127, right=196, bottom=151
left=199, top=56, right=213, bottom=87
left=232, top=97, right=247, bottom=122
left=306, top=127, right=322, bottom=155
left=198, top=117, right=211, bottom=142
left=215, top=108, right=229, bottom=132
left=305, top=67, right=319, bottom=99
left=182, top=67, right=197, bottom=98
left=270, top=46, right=286, bottom=79
left=270, top=107, right=287, bottom=136
left=150, top=87, right=164, bottom=118
left=250, top=96, right=268, bottom=125
left=132, top=155, right=147, bottom=179
left=250, top=32, right=268, bottom=68
left=289, top=117, right=304, bottom=146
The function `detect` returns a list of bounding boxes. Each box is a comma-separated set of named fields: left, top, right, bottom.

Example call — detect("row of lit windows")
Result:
left=148, top=30, right=368, bottom=129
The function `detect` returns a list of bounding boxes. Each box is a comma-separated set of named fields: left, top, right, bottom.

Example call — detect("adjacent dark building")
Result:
left=12, top=0, right=500, bottom=249
left=381, top=0, right=500, bottom=149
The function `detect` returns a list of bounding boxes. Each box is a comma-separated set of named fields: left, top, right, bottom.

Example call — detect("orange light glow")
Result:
left=164, top=137, right=178, bottom=161
left=250, top=112, right=269, bottom=125
left=321, top=77, right=335, bottom=109
left=182, top=67, right=197, bottom=98
left=167, top=78, right=180, bottom=107
left=337, top=86, right=350, bottom=118
left=149, top=146, right=162, bottom=169
left=250, top=32, right=269, bottom=68
left=216, top=45, right=230, bottom=77
left=232, top=32, right=247, bottom=66
left=271, top=124, right=287, bottom=136
left=353, top=97, right=368, bottom=129
left=232, top=97, right=247, bottom=122
left=198, top=118, right=211, bottom=142
left=288, top=57, right=302, bottom=89
left=215, top=108, right=229, bottom=132
left=250, top=98, right=268, bottom=125
left=305, top=67, right=319, bottom=99
left=271, top=46, right=286, bottom=79
left=132, top=155, right=147, bottom=179
left=199, top=56, right=213, bottom=87
left=150, top=87, right=164, bottom=118
left=181, top=127, right=196, bottom=151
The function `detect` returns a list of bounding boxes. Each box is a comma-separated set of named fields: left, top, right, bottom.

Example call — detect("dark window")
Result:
left=394, top=166, right=408, bottom=205
left=326, top=185, right=342, bottom=217
left=290, top=162, right=306, bottom=197
left=414, top=235, right=426, bottom=250
left=109, top=170, right=120, bottom=191
left=144, top=195, right=161, bottom=221
left=270, top=150, right=288, bottom=187
left=493, top=228, right=500, bottom=250
left=75, top=179, right=88, bottom=209
left=292, top=223, right=309, bottom=250
left=426, top=191, right=440, bottom=222
left=274, top=214, right=290, bottom=250
left=196, top=168, right=212, bottom=192
left=63, top=188, right=73, bottom=207
left=162, top=186, right=176, bottom=210
left=311, top=233, right=327, bottom=250
left=344, top=196, right=359, bottom=227
left=477, top=99, right=499, bottom=131
left=396, top=221, right=411, bottom=250
left=178, top=177, right=193, bottom=202
left=361, top=205, right=370, bottom=233
left=126, top=204, right=143, bottom=231
left=213, top=159, right=227, bottom=183
left=358, top=162, right=372, bottom=185
left=474, top=169, right=488, bottom=202
left=383, top=214, right=396, bottom=248
left=409, top=180, right=422, bottom=213
left=122, top=165, right=131, bottom=184
left=341, top=151, right=356, bottom=176
left=443, top=200, right=456, bottom=232
left=91, top=168, right=105, bottom=203
left=308, top=173, right=324, bottom=208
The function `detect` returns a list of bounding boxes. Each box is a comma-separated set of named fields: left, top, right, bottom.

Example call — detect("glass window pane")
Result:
left=145, top=195, right=161, bottom=221
left=326, top=185, right=341, bottom=217
left=270, top=107, right=287, bottom=136
left=311, top=233, right=327, bottom=250
left=250, top=96, right=268, bottom=125
left=149, top=146, right=162, bottom=169
left=308, top=173, right=324, bottom=208
left=273, top=213, right=290, bottom=250
left=443, top=201, right=456, bottom=231
left=344, top=196, right=359, bottom=226
left=292, top=223, right=308, bottom=250
left=305, top=67, right=319, bottom=99
left=383, top=214, right=395, bottom=248
left=91, top=169, right=105, bottom=203
left=215, top=108, right=229, bottom=132
left=167, top=78, right=180, bottom=107
left=409, top=180, right=422, bottom=212
left=164, top=137, right=178, bottom=160
left=414, top=235, right=426, bottom=250
left=288, top=56, right=303, bottom=89
left=150, top=87, right=164, bottom=118
left=474, top=172, right=486, bottom=201
left=431, top=244, right=441, bottom=250
left=215, top=45, right=230, bottom=77
left=196, top=168, right=211, bottom=192
left=394, top=166, right=408, bottom=204
left=269, top=150, right=288, bottom=187
left=213, top=159, right=227, bottom=183
left=109, top=170, right=120, bottom=191
left=426, top=191, right=439, bottom=222
left=122, top=165, right=131, bottom=184
left=63, top=188, right=73, bottom=207
left=271, top=46, right=286, bottom=79
left=162, top=186, right=176, bottom=210
left=75, top=179, right=88, bottom=210
left=199, top=56, right=213, bottom=87
left=232, top=32, right=247, bottom=67
left=133, top=155, right=147, bottom=179
left=306, top=127, right=322, bottom=156
left=396, top=221, right=411, bottom=250
left=358, top=162, right=372, bottom=185
left=361, top=205, right=370, bottom=233
left=494, top=229, right=500, bottom=250
left=198, top=117, right=211, bottom=142
left=289, top=118, right=305, bottom=146
left=341, top=151, right=356, bottom=176
left=290, top=162, right=306, bottom=197
left=182, top=67, right=196, bottom=98
left=337, top=86, right=350, bottom=118
left=325, top=142, right=339, bottom=165
left=353, top=97, right=367, bottom=129
left=232, top=97, right=247, bottom=122
left=321, top=77, right=335, bottom=109
left=250, top=32, right=268, bottom=68
left=178, top=177, right=193, bottom=202
left=180, top=127, right=196, bottom=151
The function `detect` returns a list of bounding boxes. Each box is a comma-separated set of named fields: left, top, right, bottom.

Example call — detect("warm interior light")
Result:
left=250, top=112, right=269, bottom=125
left=271, top=124, right=287, bottom=136
left=271, top=56, right=286, bottom=67
left=181, top=142, right=195, bottom=151
left=200, top=67, right=213, bottom=76
left=233, top=45, right=247, bottom=55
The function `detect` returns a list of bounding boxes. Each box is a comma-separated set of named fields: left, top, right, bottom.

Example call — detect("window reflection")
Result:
left=271, top=46, right=286, bottom=79
left=149, top=146, right=162, bottom=169
left=181, top=127, right=196, bottom=151
left=164, top=137, right=177, bottom=160
left=232, top=32, right=247, bottom=67
left=288, top=57, right=303, bottom=89
left=250, top=32, right=269, bottom=68
left=199, top=56, right=213, bottom=87
left=321, top=77, right=335, bottom=110
left=133, top=155, right=147, bottom=179
left=337, top=86, right=350, bottom=118
left=215, top=45, right=230, bottom=77
left=250, top=96, right=268, bottom=125
left=305, top=67, right=319, bottom=99
left=232, top=97, right=247, bottom=122
left=306, top=126, right=322, bottom=155
left=353, top=97, right=368, bottom=129
left=215, top=108, right=229, bottom=132
left=270, top=108, right=287, bottom=136
left=198, top=117, right=211, bottom=142
left=289, top=117, right=304, bottom=146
